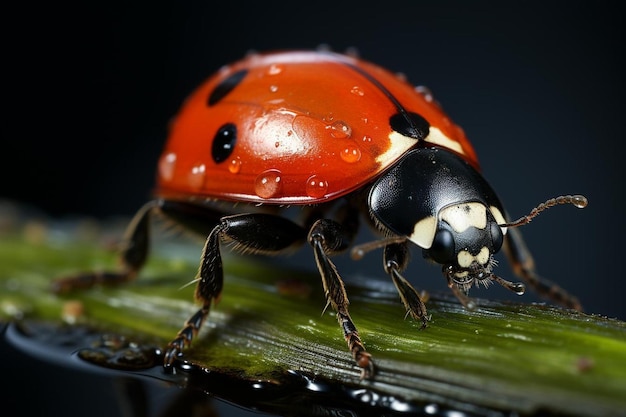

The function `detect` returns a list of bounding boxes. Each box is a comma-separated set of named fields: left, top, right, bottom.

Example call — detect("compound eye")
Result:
left=427, top=228, right=456, bottom=264
left=490, top=222, right=504, bottom=253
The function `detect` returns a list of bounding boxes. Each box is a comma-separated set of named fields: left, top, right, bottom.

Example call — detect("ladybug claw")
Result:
left=163, top=348, right=178, bottom=367
left=356, top=352, right=376, bottom=380
left=163, top=338, right=185, bottom=369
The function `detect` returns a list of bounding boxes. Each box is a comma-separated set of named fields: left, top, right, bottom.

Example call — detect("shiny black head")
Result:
left=368, top=147, right=508, bottom=291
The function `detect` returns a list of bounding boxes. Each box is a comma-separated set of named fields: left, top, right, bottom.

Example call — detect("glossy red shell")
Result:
left=156, top=50, right=479, bottom=204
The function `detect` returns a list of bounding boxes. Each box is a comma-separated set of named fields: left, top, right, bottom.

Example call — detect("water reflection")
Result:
left=2, top=320, right=492, bottom=417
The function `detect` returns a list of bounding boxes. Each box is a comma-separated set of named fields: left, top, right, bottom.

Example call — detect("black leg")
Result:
left=308, top=219, right=374, bottom=379
left=444, top=268, right=477, bottom=310
left=52, top=201, right=158, bottom=293
left=383, top=242, right=429, bottom=327
left=52, top=199, right=232, bottom=293
left=164, top=212, right=307, bottom=367
left=503, top=227, right=582, bottom=311
left=55, top=197, right=375, bottom=377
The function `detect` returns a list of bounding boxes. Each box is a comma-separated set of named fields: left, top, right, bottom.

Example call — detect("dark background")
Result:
left=3, top=3, right=623, bottom=325
left=2, top=2, right=624, bottom=417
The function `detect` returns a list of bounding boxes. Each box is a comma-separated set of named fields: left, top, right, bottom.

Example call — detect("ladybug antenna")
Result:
left=490, top=274, right=526, bottom=295
left=351, top=236, right=407, bottom=260
left=500, top=194, right=588, bottom=229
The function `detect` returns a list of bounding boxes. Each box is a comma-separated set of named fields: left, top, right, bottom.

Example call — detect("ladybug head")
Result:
left=358, top=147, right=587, bottom=304
left=362, top=147, right=515, bottom=296
left=428, top=193, right=587, bottom=298
left=424, top=201, right=507, bottom=294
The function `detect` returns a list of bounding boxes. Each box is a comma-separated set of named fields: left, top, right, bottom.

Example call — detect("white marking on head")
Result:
left=457, top=246, right=491, bottom=268
left=408, top=216, right=437, bottom=249
left=457, top=250, right=474, bottom=268
left=476, top=246, right=490, bottom=265
left=440, top=202, right=487, bottom=233
left=490, top=206, right=508, bottom=235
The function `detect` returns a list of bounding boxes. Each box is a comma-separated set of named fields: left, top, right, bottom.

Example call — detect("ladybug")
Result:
left=54, top=50, right=587, bottom=379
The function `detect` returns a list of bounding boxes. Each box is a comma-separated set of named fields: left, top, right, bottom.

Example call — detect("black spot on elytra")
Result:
left=208, top=69, right=248, bottom=106
left=212, top=123, right=237, bottom=163
left=389, top=112, right=430, bottom=140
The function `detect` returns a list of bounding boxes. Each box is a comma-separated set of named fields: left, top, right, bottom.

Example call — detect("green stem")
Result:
left=1, top=219, right=625, bottom=416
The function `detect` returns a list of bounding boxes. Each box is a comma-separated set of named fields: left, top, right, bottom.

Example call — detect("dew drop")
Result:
left=244, top=49, right=259, bottom=58
left=305, top=175, right=328, bottom=198
left=328, top=121, right=351, bottom=139
left=228, top=158, right=242, bottom=174
left=158, top=152, right=176, bottom=181
left=269, top=85, right=278, bottom=93
left=362, top=135, right=372, bottom=143
left=267, top=64, right=283, bottom=75
left=415, top=85, right=434, bottom=102
left=395, top=72, right=407, bottom=82
left=350, top=85, right=364, bottom=96
left=340, top=146, right=362, bottom=163
left=345, top=47, right=360, bottom=57
left=255, top=169, right=282, bottom=199
left=188, top=163, right=206, bottom=189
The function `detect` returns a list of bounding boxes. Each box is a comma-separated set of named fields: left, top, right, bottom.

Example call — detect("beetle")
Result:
left=54, top=50, right=587, bottom=379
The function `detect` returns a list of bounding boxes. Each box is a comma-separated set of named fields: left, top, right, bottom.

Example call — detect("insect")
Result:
left=54, top=50, right=587, bottom=379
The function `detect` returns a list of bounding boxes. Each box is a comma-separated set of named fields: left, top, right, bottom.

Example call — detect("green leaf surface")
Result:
left=1, top=212, right=625, bottom=416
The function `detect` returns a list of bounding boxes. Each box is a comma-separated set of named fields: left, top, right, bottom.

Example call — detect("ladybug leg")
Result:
left=444, top=272, right=476, bottom=310
left=503, top=227, right=582, bottom=311
left=308, top=219, right=374, bottom=379
left=163, top=222, right=223, bottom=368
left=383, top=242, right=429, bottom=327
left=164, top=212, right=307, bottom=368
left=52, top=201, right=158, bottom=293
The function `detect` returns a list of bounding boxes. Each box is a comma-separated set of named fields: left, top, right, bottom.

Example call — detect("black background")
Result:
left=2, top=2, right=624, bottom=417
left=3, top=3, right=623, bottom=323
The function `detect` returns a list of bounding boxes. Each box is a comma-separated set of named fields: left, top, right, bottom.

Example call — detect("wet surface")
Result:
left=1, top=320, right=506, bottom=417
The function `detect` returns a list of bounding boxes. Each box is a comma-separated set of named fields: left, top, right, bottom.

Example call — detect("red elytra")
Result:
left=156, top=50, right=478, bottom=204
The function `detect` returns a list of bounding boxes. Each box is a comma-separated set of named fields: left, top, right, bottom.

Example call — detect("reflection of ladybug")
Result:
left=55, top=50, right=587, bottom=379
